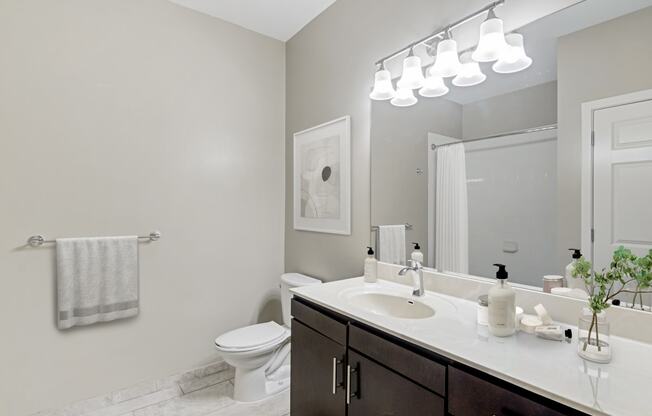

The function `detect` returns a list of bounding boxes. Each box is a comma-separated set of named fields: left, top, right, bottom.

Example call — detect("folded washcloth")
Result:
left=57, top=236, right=139, bottom=329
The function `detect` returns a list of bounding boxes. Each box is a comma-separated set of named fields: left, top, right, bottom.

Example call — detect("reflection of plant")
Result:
left=572, top=247, right=652, bottom=352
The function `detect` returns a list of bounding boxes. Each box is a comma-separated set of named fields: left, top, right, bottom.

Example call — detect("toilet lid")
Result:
left=215, top=321, right=288, bottom=351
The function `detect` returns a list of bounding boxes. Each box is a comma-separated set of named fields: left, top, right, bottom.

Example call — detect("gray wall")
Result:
left=0, top=1, right=285, bottom=414
left=285, top=0, right=496, bottom=281
left=463, top=81, right=557, bottom=139
left=557, top=6, right=652, bottom=268
left=371, top=99, right=463, bottom=265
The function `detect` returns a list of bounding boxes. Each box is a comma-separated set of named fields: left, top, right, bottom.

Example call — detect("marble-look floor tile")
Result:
left=178, top=368, right=235, bottom=395
left=111, top=380, right=160, bottom=404
left=85, top=386, right=181, bottom=416
left=206, top=389, right=290, bottom=416
left=132, top=381, right=234, bottom=416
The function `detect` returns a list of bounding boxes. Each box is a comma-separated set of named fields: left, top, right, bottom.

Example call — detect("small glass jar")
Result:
left=543, top=275, right=564, bottom=293
left=477, top=295, right=489, bottom=326
left=577, top=308, right=611, bottom=363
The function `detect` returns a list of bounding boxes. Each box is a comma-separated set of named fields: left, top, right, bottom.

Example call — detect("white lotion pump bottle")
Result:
left=488, top=263, right=516, bottom=337
left=565, top=249, right=583, bottom=290
left=364, top=246, right=378, bottom=283
left=410, top=242, right=423, bottom=263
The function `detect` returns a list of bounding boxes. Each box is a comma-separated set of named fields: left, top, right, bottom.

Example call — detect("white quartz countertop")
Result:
left=292, top=277, right=652, bottom=416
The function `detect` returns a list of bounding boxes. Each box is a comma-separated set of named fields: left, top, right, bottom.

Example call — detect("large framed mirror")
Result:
left=371, top=0, right=652, bottom=302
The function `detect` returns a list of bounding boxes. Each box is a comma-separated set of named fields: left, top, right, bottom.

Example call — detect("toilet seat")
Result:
left=215, top=322, right=289, bottom=352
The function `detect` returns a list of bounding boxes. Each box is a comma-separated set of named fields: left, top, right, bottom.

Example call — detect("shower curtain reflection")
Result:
left=435, top=143, right=469, bottom=274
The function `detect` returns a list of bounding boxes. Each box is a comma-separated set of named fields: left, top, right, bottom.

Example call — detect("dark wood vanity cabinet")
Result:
left=291, top=297, right=585, bottom=416
left=347, top=350, right=445, bottom=415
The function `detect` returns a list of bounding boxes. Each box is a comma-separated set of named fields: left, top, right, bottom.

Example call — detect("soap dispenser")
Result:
left=410, top=242, right=423, bottom=264
left=488, top=264, right=516, bottom=337
left=565, top=249, right=583, bottom=290
left=364, top=246, right=378, bottom=283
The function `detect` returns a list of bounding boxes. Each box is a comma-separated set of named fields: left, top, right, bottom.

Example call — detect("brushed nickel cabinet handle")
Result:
left=346, top=364, right=358, bottom=405
left=332, top=357, right=337, bottom=394
left=346, top=364, right=352, bottom=404
left=332, top=357, right=344, bottom=395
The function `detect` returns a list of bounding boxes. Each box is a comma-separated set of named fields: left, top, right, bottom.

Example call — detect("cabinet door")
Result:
left=347, top=351, right=445, bottom=416
left=448, top=366, right=572, bottom=416
left=291, top=319, right=346, bottom=416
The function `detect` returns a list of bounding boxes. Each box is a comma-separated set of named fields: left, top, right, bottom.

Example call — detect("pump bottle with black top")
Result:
left=565, top=249, right=583, bottom=290
left=364, top=246, right=378, bottom=283
left=410, top=242, right=423, bottom=264
left=488, top=264, right=516, bottom=337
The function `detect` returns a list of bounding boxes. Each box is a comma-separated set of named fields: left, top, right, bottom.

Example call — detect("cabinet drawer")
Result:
left=349, top=324, right=446, bottom=396
left=348, top=350, right=445, bottom=416
left=448, top=366, right=574, bottom=416
left=291, top=298, right=347, bottom=345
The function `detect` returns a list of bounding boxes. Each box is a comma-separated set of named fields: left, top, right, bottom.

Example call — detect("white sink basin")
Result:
left=347, top=292, right=435, bottom=319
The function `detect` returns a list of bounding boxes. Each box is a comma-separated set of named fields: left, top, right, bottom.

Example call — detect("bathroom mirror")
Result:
left=371, top=0, right=652, bottom=291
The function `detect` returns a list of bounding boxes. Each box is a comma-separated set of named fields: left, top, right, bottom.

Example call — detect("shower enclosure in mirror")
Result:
left=370, top=0, right=652, bottom=306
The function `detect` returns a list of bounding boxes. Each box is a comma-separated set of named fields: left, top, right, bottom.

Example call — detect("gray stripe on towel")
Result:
left=59, top=300, right=139, bottom=320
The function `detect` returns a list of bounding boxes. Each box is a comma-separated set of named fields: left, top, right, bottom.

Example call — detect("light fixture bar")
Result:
left=374, top=0, right=504, bottom=66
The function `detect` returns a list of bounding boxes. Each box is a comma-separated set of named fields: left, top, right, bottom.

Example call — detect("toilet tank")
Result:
left=280, top=273, right=321, bottom=327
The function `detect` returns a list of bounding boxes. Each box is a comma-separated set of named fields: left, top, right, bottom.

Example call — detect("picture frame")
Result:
left=293, top=116, right=351, bottom=235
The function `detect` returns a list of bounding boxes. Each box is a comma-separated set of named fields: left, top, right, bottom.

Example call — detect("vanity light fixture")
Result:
left=391, top=87, right=418, bottom=107
left=472, top=7, right=508, bottom=62
left=397, top=48, right=425, bottom=90
left=369, top=63, right=396, bottom=100
left=431, top=31, right=461, bottom=78
left=372, top=1, right=537, bottom=105
left=452, top=51, right=486, bottom=87
left=419, top=71, right=449, bottom=98
left=492, top=33, right=532, bottom=74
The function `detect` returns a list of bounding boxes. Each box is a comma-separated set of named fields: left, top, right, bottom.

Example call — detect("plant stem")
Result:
left=583, top=313, right=596, bottom=352
left=595, top=313, right=601, bottom=352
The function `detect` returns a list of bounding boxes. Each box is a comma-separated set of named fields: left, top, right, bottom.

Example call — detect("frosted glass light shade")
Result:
left=369, top=68, right=396, bottom=100
left=419, top=71, right=449, bottom=97
left=472, top=14, right=508, bottom=62
left=492, top=33, right=532, bottom=74
left=431, top=38, right=461, bottom=78
left=452, top=52, right=486, bottom=87
left=391, top=87, right=418, bottom=107
left=397, top=55, right=425, bottom=90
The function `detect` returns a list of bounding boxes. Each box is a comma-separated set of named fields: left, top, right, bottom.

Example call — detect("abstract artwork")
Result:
left=293, top=116, right=351, bottom=234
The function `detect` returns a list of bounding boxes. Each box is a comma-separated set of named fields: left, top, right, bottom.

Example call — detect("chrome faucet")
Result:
left=398, top=260, right=425, bottom=297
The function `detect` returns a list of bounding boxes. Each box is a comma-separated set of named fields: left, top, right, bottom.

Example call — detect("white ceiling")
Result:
left=168, top=0, right=337, bottom=41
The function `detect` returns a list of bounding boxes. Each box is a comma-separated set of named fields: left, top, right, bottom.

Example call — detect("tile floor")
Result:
left=127, top=382, right=289, bottom=416
left=33, top=362, right=289, bottom=416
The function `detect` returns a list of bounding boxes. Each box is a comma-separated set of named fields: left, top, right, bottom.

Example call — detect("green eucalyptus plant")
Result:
left=572, top=246, right=652, bottom=352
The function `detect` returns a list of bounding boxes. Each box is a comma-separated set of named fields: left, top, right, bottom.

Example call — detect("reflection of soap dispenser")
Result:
left=488, top=264, right=516, bottom=337
left=565, top=249, right=583, bottom=290
left=411, top=242, right=423, bottom=264
left=364, top=247, right=378, bottom=283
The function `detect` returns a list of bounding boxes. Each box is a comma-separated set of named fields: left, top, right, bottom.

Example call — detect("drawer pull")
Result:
left=331, top=357, right=343, bottom=394
left=346, top=364, right=359, bottom=405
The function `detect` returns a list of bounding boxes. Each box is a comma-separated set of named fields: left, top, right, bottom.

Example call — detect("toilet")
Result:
left=214, top=273, right=321, bottom=402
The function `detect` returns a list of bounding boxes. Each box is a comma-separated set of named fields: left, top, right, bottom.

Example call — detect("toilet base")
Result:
left=233, top=363, right=290, bottom=402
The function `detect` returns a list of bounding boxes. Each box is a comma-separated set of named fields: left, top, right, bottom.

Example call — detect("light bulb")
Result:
left=452, top=52, right=486, bottom=87
left=493, top=33, right=532, bottom=74
left=397, top=52, right=425, bottom=90
left=419, top=71, right=449, bottom=97
left=472, top=9, right=508, bottom=62
left=431, top=37, right=461, bottom=78
left=369, top=66, right=396, bottom=100
left=391, top=87, right=418, bottom=107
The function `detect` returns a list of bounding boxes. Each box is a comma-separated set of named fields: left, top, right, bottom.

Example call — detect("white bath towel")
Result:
left=57, top=236, right=139, bottom=329
left=378, top=225, right=406, bottom=266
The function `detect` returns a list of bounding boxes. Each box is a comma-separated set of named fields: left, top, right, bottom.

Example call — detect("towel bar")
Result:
left=370, top=223, right=413, bottom=231
left=27, top=231, right=161, bottom=247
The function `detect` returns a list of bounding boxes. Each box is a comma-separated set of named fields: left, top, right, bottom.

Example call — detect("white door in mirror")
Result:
left=593, top=100, right=652, bottom=282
